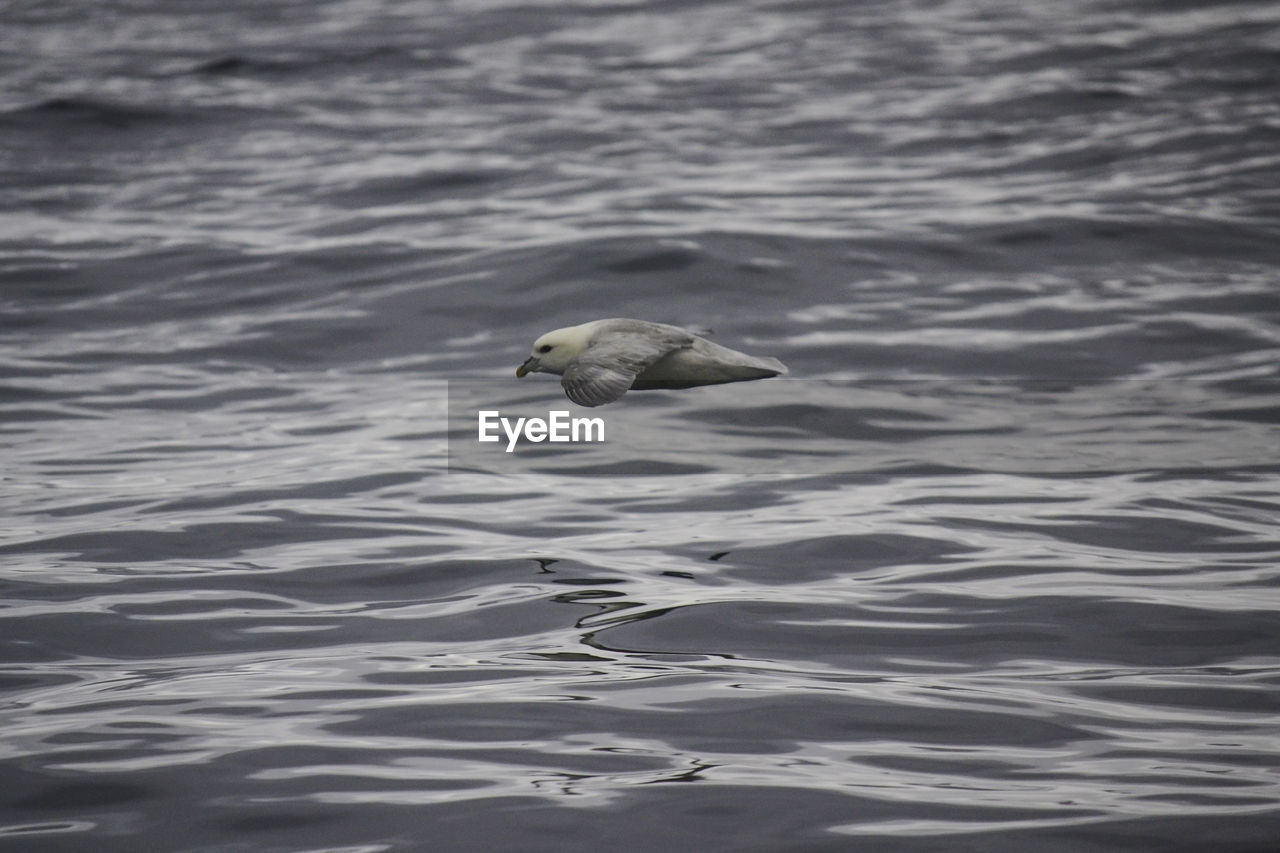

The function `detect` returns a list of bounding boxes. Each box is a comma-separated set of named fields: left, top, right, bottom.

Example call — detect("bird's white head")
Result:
left=515, top=321, right=597, bottom=378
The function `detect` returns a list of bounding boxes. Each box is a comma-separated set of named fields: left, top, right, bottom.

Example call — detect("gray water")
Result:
left=3, top=1, right=1280, bottom=851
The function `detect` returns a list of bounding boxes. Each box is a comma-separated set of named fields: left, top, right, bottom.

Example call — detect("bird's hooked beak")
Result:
left=515, top=356, right=538, bottom=378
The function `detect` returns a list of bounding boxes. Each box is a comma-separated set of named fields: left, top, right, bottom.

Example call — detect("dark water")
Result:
left=3, top=1, right=1280, bottom=850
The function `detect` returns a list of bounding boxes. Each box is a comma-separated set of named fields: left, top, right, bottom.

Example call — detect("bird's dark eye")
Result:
left=538, top=345, right=553, bottom=354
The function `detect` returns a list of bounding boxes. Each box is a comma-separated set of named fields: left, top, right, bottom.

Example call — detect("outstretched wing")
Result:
left=561, top=321, right=694, bottom=407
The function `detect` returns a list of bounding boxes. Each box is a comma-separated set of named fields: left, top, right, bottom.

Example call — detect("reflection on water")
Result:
left=5, top=363, right=1277, bottom=849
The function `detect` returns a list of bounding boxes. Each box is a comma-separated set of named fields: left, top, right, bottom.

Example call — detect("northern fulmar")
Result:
left=516, top=318, right=787, bottom=407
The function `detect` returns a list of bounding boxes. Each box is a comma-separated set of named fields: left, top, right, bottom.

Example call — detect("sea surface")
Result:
left=3, top=1, right=1280, bottom=851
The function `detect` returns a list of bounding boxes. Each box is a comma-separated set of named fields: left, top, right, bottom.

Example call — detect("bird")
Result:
left=515, top=318, right=787, bottom=407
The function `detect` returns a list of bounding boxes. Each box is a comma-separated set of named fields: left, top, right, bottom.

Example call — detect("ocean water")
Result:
left=3, top=1, right=1280, bottom=851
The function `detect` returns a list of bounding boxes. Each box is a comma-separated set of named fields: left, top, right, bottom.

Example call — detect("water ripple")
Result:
left=4, top=0, right=1280, bottom=850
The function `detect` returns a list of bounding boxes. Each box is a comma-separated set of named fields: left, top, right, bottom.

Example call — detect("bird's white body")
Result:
left=516, top=318, right=787, bottom=407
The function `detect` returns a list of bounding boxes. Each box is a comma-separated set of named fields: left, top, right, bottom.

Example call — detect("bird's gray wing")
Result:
left=561, top=323, right=694, bottom=407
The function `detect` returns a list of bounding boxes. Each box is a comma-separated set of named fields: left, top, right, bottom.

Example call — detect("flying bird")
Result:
left=515, top=318, right=787, bottom=407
